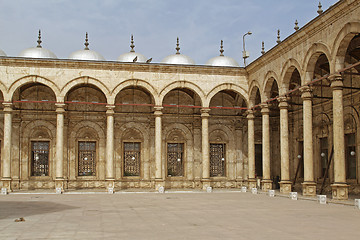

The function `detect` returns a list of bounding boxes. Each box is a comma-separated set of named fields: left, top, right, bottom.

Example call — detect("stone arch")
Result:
left=249, top=80, right=262, bottom=107
left=313, top=113, right=332, bottom=137
left=280, top=58, right=303, bottom=90
left=70, top=121, right=105, bottom=140
left=110, top=79, right=157, bottom=105
left=7, top=75, right=60, bottom=102
left=22, top=120, right=56, bottom=139
left=303, top=42, right=333, bottom=83
left=262, top=71, right=280, bottom=100
left=164, top=123, right=193, bottom=142
left=0, top=81, right=7, bottom=100
left=332, top=22, right=360, bottom=72
left=61, top=76, right=110, bottom=103
left=159, top=81, right=205, bottom=107
left=206, top=83, right=248, bottom=108
left=344, top=105, right=359, bottom=132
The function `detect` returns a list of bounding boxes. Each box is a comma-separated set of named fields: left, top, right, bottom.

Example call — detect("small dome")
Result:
left=117, top=35, right=147, bottom=63
left=206, top=40, right=239, bottom=67
left=0, top=49, right=6, bottom=56
left=68, top=33, right=105, bottom=61
left=161, top=38, right=195, bottom=65
left=19, top=30, right=57, bottom=59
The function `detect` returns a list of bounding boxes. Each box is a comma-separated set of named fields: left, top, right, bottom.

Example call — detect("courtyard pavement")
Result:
left=0, top=190, right=359, bottom=240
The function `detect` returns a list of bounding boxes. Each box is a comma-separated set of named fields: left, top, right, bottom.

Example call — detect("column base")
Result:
left=55, top=178, right=65, bottom=194
left=202, top=179, right=211, bottom=190
left=279, top=180, right=292, bottom=194
left=261, top=179, right=273, bottom=191
left=155, top=179, right=165, bottom=191
left=301, top=182, right=317, bottom=196
left=248, top=178, right=257, bottom=189
left=106, top=179, right=115, bottom=192
left=331, top=183, right=349, bottom=200
left=1, top=178, right=12, bottom=193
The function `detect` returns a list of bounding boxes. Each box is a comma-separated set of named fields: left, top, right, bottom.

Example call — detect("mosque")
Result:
left=0, top=0, right=359, bottom=200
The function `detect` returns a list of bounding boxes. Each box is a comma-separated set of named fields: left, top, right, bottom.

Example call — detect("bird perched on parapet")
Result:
left=133, top=56, right=138, bottom=62
left=15, top=217, right=25, bottom=222
left=146, top=58, right=152, bottom=63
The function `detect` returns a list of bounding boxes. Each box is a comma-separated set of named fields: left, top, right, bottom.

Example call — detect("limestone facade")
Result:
left=0, top=0, right=359, bottom=199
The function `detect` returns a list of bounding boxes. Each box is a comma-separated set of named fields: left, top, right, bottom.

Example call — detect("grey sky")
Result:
left=0, top=0, right=339, bottom=65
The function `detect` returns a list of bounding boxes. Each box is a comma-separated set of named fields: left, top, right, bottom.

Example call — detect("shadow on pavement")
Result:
left=0, top=200, right=78, bottom=220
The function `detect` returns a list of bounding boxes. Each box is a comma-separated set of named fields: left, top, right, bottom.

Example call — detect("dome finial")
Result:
left=294, top=20, right=299, bottom=31
left=276, top=29, right=281, bottom=44
left=317, top=2, right=323, bottom=14
left=84, top=32, right=89, bottom=50
left=261, top=41, right=265, bottom=55
left=130, top=34, right=135, bottom=52
left=176, top=37, right=180, bottom=54
left=220, top=40, right=224, bottom=56
left=37, top=29, right=42, bottom=48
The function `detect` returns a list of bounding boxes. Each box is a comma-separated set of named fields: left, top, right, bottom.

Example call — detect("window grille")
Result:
left=78, top=141, right=96, bottom=176
left=124, top=142, right=141, bottom=176
left=167, top=143, right=184, bottom=177
left=346, top=133, right=356, bottom=179
left=210, top=143, right=226, bottom=177
left=31, top=141, right=49, bottom=176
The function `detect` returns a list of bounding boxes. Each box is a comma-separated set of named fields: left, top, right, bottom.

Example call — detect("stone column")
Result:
left=261, top=104, right=272, bottom=191
left=329, top=74, right=348, bottom=200
left=154, top=106, right=164, bottom=189
left=201, top=108, right=210, bottom=189
left=55, top=103, right=66, bottom=192
left=247, top=110, right=256, bottom=189
left=300, top=86, right=316, bottom=196
left=105, top=105, right=115, bottom=190
left=1, top=102, right=13, bottom=192
left=278, top=97, right=292, bottom=193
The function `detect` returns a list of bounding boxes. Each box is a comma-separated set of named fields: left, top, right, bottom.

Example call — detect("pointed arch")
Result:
left=262, top=71, right=280, bottom=100
left=7, top=75, right=60, bottom=102
left=110, top=79, right=157, bottom=105
left=159, top=81, right=205, bottom=107
left=280, top=58, right=303, bottom=90
left=61, top=76, right=110, bottom=103
left=249, top=80, right=261, bottom=107
left=205, top=83, right=248, bottom=108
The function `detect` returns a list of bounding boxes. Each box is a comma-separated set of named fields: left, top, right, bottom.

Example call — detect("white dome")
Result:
left=68, top=32, right=105, bottom=61
left=19, top=30, right=57, bottom=59
left=206, top=56, right=239, bottom=67
left=19, top=47, right=57, bottom=59
left=0, top=49, right=6, bottom=56
left=161, top=37, right=195, bottom=65
left=69, top=49, right=105, bottom=61
left=206, top=40, right=239, bottom=67
left=117, top=35, right=147, bottom=63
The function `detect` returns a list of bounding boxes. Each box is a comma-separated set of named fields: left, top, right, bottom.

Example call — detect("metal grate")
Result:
left=31, top=141, right=49, bottom=176
left=167, top=143, right=184, bottom=177
left=124, top=142, right=141, bottom=176
left=210, top=143, right=226, bottom=177
left=78, top=141, right=96, bottom=176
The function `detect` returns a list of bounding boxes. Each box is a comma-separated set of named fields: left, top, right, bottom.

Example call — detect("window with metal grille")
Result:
left=124, top=142, right=141, bottom=176
left=320, top=137, right=328, bottom=178
left=31, top=141, right=49, bottom=176
left=345, top=133, right=356, bottom=179
left=167, top=143, right=184, bottom=177
left=78, top=141, right=96, bottom=176
left=210, top=143, right=226, bottom=177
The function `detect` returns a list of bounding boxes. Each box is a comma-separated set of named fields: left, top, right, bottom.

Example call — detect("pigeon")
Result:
left=146, top=58, right=152, bottom=63
left=133, top=56, right=138, bottom=62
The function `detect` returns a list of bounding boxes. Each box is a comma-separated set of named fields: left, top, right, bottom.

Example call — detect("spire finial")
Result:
left=84, top=32, right=89, bottom=50
left=37, top=29, right=42, bottom=48
left=176, top=37, right=180, bottom=54
left=261, top=41, right=265, bottom=55
left=130, top=34, right=135, bottom=52
left=276, top=29, right=281, bottom=44
left=220, top=40, right=224, bottom=56
left=294, top=20, right=299, bottom=31
left=317, top=2, right=323, bottom=14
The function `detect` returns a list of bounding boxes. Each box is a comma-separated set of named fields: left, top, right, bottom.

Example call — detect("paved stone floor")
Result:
left=0, top=191, right=359, bottom=240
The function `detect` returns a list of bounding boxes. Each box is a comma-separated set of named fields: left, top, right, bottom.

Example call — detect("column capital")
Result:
left=154, top=106, right=163, bottom=116
left=201, top=108, right=210, bottom=117
left=246, top=109, right=254, bottom=119
left=55, top=102, right=66, bottom=113
left=2, top=102, right=13, bottom=112
left=260, top=103, right=270, bottom=114
left=300, top=86, right=313, bottom=100
left=328, top=74, right=343, bottom=90
left=278, top=96, right=289, bottom=109
left=106, top=104, right=115, bottom=115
